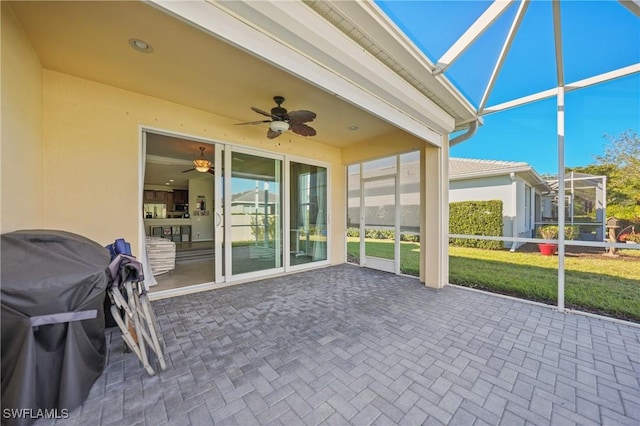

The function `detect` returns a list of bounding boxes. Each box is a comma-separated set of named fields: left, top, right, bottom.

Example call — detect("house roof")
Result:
left=232, top=189, right=279, bottom=204
left=450, top=157, right=550, bottom=190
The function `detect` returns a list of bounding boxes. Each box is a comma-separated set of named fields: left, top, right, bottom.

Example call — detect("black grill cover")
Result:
left=1, top=230, right=110, bottom=426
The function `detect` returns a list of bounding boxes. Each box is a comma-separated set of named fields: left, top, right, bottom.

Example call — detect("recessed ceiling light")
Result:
left=165, top=182, right=170, bottom=186
left=349, top=125, right=359, bottom=131
left=169, top=179, right=174, bottom=182
left=129, top=38, right=153, bottom=53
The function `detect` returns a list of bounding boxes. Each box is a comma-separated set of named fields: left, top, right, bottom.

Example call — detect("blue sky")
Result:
left=376, top=0, right=640, bottom=175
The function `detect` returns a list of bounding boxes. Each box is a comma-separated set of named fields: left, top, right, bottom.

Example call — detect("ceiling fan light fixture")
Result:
left=194, top=159, right=211, bottom=173
left=269, top=120, right=289, bottom=133
left=193, top=147, right=212, bottom=172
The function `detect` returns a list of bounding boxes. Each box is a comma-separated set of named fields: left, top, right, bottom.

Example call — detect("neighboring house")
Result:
left=449, top=158, right=551, bottom=250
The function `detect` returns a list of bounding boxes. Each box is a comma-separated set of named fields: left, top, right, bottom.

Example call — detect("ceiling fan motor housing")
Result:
left=271, top=96, right=287, bottom=119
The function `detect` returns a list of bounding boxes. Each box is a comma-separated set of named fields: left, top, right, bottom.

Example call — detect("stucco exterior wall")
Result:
left=342, top=129, right=427, bottom=165
left=1, top=3, right=45, bottom=232
left=40, top=70, right=344, bottom=261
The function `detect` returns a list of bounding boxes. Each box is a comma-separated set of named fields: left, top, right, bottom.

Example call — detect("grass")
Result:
left=347, top=238, right=640, bottom=322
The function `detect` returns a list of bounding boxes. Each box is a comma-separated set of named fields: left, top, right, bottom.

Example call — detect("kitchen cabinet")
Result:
left=165, top=192, right=174, bottom=210
left=173, top=190, right=188, bottom=204
left=148, top=222, right=191, bottom=242
left=143, top=190, right=167, bottom=203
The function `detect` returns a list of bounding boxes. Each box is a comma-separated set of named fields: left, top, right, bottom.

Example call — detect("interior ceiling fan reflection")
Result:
left=182, top=147, right=214, bottom=174
left=235, top=96, right=317, bottom=139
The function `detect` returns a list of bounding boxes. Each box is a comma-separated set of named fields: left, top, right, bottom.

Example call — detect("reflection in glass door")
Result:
left=290, top=162, right=327, bottom=267
left=362, top=177, right=397, bottom=273
left=228, top=151, right=282, bottom=276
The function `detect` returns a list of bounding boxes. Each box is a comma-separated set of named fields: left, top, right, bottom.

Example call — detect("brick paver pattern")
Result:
left=40, top=265, right=640, bottom=425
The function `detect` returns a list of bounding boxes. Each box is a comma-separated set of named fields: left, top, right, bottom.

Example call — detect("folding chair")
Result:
left=106, top=251, right=167, bottom=376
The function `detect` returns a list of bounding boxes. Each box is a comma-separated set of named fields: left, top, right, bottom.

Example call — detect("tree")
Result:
left=569, top=131, right=639, bottom=220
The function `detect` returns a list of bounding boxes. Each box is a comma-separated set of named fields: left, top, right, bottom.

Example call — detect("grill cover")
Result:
left=1, top=230, right=110, bottom=425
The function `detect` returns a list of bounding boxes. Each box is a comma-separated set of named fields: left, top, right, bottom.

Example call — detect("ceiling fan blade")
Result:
left=287, top=110, right=316, bottom=124
left=266, top=128, right=282, bottom=139
left=290, top=122, right=316, bottom=137
left=235, top=120, right=271, bottom=125
left=207, top=168, right=215, bottom=175
left=182, top=168, right=195, bottom=173
left=251, top=106, right=278, bottom=119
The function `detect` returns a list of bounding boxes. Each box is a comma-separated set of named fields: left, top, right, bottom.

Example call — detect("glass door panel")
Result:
left=290, top=162, right=327, bottom=266
left=347, top=164, right=361, bottom=265
left=214, top=144, right=224, bottom=281
left=363, top=177, right=396, bottom=273
left=229, top=151, right=282, bottom=276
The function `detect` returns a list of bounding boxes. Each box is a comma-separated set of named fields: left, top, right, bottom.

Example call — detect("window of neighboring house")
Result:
left=525, top=185, right=532, bottom=230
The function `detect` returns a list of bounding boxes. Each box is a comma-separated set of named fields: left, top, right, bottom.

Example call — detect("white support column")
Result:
left=420, top=141, right=448, bottom=288
left=557, top=87, right=566, bottom=312
left=553, top=0, right=566, bottom=312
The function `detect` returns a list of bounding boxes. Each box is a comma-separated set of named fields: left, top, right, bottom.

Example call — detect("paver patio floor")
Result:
left=41, top=264, right=640, bottom=425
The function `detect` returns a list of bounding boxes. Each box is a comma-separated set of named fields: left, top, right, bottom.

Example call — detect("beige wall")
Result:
left=342, top=129, right=427, bottom=165
left=41, top=71, right=345, bottom=261
left=1, top=3, right=45, bottom=232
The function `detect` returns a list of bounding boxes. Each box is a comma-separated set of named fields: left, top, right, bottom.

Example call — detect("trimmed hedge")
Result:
left=449, top=200, right=503, bottom=249
left=345, top=228, right=420, bottom=242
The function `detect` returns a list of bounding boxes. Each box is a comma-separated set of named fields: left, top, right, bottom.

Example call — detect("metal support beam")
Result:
left=619, top=0, right=640, bottom=17
left=553, top=0, right=566, bottom=312
left=557, top=87, right=566, bottom=313
left=478, top=0, right=530, bottom=114
left=433, top=0, right=514, bottom=76
left=482, top=63, right=640, bottom=115
left=552, top=0, right=565, bottom=87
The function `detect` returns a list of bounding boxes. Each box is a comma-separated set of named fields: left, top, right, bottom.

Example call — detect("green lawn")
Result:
left=347, top=238, right=640, bottom=322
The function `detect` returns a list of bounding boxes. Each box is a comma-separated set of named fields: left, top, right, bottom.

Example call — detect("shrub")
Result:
left=346, top=228, right=360, bottom=238
left=400, top=233, right=420, bottom=242
left=449, top=200, right=503, bottom=249
left=536, top=225, right=580, bottom=240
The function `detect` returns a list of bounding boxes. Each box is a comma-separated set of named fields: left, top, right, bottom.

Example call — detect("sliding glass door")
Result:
left=227, top=150, right=282, bottom=276
left=145, top=132, right=331, bottom=293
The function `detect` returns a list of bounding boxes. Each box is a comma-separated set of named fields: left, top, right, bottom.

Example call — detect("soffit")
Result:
left=7, top=0, right=398, bottom=149
left=304, top=0, right=479, bottom=131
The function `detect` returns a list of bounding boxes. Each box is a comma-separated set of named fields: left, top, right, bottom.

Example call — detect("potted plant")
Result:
left=536, top=225, right=579, bottom=255
left=625, top=233, right=640, bottom=244
left=537, top=225, right=558, bottom=255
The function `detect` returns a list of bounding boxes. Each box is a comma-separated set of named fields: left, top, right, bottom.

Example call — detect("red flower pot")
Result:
left=538, top=243, right=558, bottom=256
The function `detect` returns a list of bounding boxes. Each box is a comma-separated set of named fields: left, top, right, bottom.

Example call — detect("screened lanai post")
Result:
left=553, top=0, right=566, bottom=312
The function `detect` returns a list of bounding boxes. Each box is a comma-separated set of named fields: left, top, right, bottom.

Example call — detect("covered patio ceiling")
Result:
left=8, top=0, right=477, bottom=159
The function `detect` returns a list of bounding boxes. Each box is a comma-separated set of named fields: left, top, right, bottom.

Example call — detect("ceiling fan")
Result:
left=236, top=96, right=317, bottom=139
left=182, top=147, right=213, bottom=174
